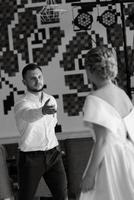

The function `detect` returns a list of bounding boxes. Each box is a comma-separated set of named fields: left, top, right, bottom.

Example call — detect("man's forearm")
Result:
left=17, top=107, right=43, bottom=122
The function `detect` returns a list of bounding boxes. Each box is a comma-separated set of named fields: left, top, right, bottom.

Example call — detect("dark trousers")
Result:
left=17, top=147, right=68, bottom=200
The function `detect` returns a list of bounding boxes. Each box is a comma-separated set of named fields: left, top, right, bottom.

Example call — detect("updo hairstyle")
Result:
left=84, top=46, right=118, bottom=80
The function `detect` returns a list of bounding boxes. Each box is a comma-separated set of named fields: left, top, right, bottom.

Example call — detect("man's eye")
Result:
left=31, top=77, right=36, bottom=81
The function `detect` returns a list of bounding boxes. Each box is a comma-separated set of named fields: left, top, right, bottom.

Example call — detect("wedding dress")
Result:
left=79, top=95, right=134, bottom=200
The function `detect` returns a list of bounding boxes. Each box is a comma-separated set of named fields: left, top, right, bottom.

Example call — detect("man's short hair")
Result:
left=22, top=63, right=42, bottom=79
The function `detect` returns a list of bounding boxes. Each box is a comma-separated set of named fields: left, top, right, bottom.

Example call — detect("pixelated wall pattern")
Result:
left=66, top=0, right=80, bottom=3
left=32, top=27, right=65, bottom=64
left=0, top=0, right=134, bottom=138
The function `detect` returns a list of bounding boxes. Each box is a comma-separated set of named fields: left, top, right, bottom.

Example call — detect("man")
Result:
left=14, top=63, right=68, bottom=200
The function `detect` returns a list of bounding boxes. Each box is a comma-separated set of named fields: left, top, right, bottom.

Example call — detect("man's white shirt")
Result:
left=14, top=91, right=58, bottom=152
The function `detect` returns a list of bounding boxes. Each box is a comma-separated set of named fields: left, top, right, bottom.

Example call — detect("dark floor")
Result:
left=34, top=197, right=75, bottom=200
left=6, top=138, right=94, bottom=200
left=40, top=198, right=75, bottom=200
left=40, top=197, right=75, bottom=200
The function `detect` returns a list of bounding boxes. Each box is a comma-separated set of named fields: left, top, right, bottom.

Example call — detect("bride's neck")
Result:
left=95, top=79, right=112, bottom=89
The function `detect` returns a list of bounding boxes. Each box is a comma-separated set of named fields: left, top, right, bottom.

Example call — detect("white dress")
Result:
left=79, top=95, right=134, bottom=200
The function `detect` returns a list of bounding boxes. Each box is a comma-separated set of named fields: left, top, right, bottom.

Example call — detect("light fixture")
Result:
left=39, top=0, right=67, bottom=24
left=97, top=10, right=117, bottom=28
left=73, top=9, right=93, bottom=31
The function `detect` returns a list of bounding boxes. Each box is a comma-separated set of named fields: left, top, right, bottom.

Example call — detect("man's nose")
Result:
left=35, top=77, right=40, bottom=83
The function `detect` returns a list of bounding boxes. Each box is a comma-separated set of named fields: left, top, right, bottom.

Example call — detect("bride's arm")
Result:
left=81, top=123, right=109, bottom=192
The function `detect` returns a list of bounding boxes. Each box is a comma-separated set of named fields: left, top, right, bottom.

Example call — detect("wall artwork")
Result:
left=0, top=0, right=134, bottom=138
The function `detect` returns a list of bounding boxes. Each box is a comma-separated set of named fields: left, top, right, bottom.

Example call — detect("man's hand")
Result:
left=42, top=98, right=57, bottom=115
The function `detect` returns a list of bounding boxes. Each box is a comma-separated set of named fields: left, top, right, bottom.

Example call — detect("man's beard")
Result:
left=28, top=85, right=45, bottom=93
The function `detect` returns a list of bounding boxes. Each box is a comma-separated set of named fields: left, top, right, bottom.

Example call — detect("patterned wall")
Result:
left=0, top=0, right=134, bottom=138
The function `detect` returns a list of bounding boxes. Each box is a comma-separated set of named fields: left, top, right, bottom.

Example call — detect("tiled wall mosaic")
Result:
left=0, top=0, right=134, bottom=138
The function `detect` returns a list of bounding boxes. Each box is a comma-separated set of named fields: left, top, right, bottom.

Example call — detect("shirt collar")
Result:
left=25, top=91, right=43, bottom=103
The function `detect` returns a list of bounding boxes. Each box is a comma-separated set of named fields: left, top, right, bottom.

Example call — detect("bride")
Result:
left=79, top=46, right=134, bottom=200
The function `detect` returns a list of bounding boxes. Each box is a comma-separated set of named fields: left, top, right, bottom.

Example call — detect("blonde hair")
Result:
left=85, top=46, right=118, bottom=80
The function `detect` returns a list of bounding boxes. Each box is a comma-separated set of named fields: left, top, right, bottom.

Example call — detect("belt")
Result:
left=19, top=146, right=58, bottom=155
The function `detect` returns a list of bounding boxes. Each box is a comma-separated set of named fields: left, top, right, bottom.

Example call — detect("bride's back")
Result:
left=92, top=83, right=133, bottom=118
left=84, top=45, right=133, bottom=118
